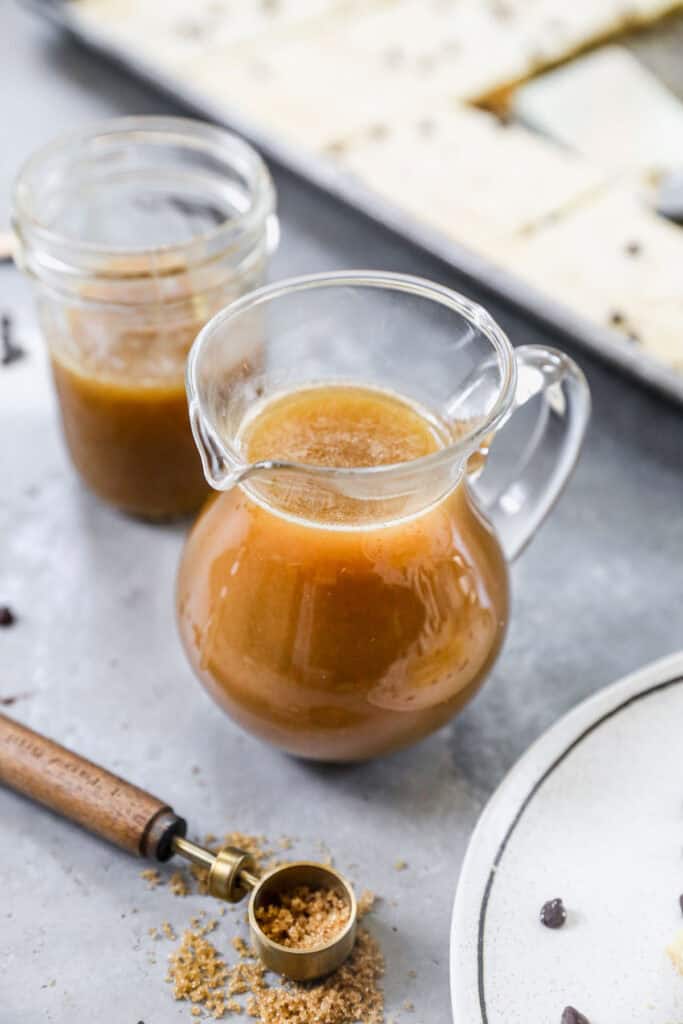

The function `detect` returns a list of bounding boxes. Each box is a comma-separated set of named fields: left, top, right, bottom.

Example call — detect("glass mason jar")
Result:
left=12, top=116, right=277, bottom=520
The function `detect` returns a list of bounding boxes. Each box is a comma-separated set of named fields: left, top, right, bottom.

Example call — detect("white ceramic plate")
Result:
left=451, top=651, right=683, bottom=1024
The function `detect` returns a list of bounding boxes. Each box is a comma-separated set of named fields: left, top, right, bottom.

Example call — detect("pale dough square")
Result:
left=500, top=186, right=683, bottom=371
left=70, top=0, right=683, bottom=141
left=514, top=45, right=683, bottom=175
left=453, top=0, right=683, bottom=96
left=67, top=0, right=683, bottom=376
left=69, top=0, right=359, bottom=70
left=174, top=1, right=533, bottom=151
left=175, top=0, right=595, bottom=150
left=173, top=0, right=683, bottom=151
left=72, top=0, right=526, bottom=108
left=337, top=105, right=606, bottom=253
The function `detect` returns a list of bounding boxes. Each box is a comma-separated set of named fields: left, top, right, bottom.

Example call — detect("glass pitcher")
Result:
left=177, top=272, right=590, bottom=761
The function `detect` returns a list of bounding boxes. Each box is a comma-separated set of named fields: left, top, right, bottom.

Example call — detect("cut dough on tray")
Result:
left=501, top=187, right=683, bottom=372
left=69, top=0, right=358, bottom=69
left=65, top=0, right=683, bottom=379
left=70, top=0, right=683, bottom=141
left=176, top=0, right=683, bottom=148
left=513, top=45, right=683, bottom=176
left=457, top=0, right=683, bottom=100
left=177, top=39, right=415, bottom=148
left=336, top=105, right=606, bottom=253
left=175, top=2, right=529, bottom=150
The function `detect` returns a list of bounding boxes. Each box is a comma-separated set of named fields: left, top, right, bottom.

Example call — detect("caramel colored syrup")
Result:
left=49, top=301, right=209, bottom=520
left=51, top=348, right=206, bottom=520
left=177, top=384, right=508, bottom=760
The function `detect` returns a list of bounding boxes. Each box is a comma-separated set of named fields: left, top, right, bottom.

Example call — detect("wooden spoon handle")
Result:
left=0, top=712, right=186, bottom=861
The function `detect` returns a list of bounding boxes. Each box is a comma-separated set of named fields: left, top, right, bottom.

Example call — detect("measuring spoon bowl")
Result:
left=248, top=861, right=357, bottom=981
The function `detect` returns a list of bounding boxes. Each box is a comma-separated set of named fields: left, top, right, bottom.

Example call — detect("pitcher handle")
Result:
left=471, top=345, right=590, bottom=562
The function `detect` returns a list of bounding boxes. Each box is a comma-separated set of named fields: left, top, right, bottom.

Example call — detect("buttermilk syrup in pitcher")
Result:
left=176, top=271, right=589, bottom=761
left=177, top=383, right=508, bottom=760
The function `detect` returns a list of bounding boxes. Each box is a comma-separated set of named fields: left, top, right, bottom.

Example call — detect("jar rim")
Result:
left=12, top=116, right=276, bottom=263
left=15, top=233, right=270, bottom=313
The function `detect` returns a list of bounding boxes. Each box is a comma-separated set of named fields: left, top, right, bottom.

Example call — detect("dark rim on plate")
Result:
left=476, top=670, right=683, bottom=1022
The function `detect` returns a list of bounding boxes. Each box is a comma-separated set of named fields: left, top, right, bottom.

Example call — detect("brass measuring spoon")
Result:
left=0, top=712, right=357, bottom=981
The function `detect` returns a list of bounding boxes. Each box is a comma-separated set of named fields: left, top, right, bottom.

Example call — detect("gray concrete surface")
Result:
left=1, top=5, right=682, bottom=1021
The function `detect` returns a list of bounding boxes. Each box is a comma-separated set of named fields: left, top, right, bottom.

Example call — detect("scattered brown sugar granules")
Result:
left=231, top=935, right=253, bottom=958
left=157, top=831, right=385, bottom=1021
left=248, top=928, right=384, bottom=1024
left=140, top=868, right=163, bottom=889
left=167, top=928, right=229, bottom=1018
left=170, top=870, right=190, bottom=897
left=255, top=885, right=350, bottom=950
left=357, top=889, right=376, bottom=919
left=167, top=925, right=266, bottom=1018
left=164, top=884, right=384, bottom=1022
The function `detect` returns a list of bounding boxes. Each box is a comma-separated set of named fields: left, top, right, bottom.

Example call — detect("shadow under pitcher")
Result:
left=177, top=271, right=590, bottom=761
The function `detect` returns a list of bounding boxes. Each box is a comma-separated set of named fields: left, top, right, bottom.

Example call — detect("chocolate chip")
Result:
left=0, top=692, right=32, bottom=706
left=490, top=0, right=514, bottom=19
left=417, top=117, right=437, bottom=137
left=368, top=123, right=389, bottom=141
left=540, top=898, right=566, bottom=928
left=609, top=310, right=625, bottom=327
left=174, top=19, right=206, bottom=40
left=624, top=240, right=642, bottom=256
left=561, top=1008, right=590, bottom=1024
left=416, top=53, right=436, bottom=73
left=1, top=314, right=25, bottom=366
left=324, top=140, right=348, bottom=158
left=0, top=606, right=16, bottom=627
left=441, top=39, right=461, bottom=57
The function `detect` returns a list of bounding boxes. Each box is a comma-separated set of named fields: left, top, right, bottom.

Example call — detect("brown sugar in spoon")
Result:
left=0, top=712, right=357, bottom=981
